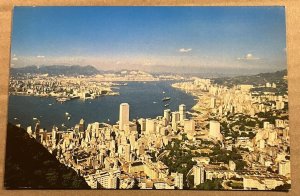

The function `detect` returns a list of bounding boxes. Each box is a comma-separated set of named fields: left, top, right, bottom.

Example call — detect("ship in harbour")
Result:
left=162, top=97, right=171, bottom=101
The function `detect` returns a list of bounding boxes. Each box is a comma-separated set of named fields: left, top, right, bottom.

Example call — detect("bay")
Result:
left=8, top=81, right=196, bottom=131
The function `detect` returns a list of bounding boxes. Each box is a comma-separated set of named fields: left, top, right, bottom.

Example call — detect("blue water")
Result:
left=8, top=81, right=196, bottom=131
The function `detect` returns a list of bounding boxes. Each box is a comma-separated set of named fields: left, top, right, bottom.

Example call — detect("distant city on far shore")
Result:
left=5, top=6, right=289, bottom=191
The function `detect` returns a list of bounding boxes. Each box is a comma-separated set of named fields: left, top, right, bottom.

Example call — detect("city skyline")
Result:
left=6, top=6, right=290, bottom=190
left=11, top=6, right=286, bottom=74
left=6, top=70, right=290, bottom=190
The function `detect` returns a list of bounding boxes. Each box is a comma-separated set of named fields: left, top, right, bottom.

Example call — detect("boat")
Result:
left=108, top=119, right=110, bottom=122
left=62, top=124, right=65, bottom=127
left=67, top=116, right=71, bottom=120
left=164, top=104, right=169, bottom=107
left=65, top=112, right=69, bottom=115
left=14, top=117, right=18, bottom=120
left=57, top=97, right=69, bottom=103
left=163, top=91, right=166, bottom=94
left=153, top=101, right=157, bottom=104
left=33, top=117, right=37, bottom=120
left=162, top=97, right=171, bottom=101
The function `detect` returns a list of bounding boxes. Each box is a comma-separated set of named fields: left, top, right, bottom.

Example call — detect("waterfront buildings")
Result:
left=13, top=72, right=290, bottom=190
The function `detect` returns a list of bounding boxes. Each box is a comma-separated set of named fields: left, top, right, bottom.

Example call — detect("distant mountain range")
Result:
left=10, top=65, right=288, bottom=79
left=4, top=123, right=90, bottom=189
left=10, top=65, right=101, bottom=76
left=213, top=69, right=287, bottom=87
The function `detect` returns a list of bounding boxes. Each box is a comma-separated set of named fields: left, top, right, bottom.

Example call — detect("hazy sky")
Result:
left=11, top=6, right=287, bottom=74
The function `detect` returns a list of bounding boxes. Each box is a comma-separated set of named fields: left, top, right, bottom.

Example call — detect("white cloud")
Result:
left=37, top=55, right=45, bottom=58
left=179, top=48, right=192, bottom=53
left=237, top=53, right=260, bottom=61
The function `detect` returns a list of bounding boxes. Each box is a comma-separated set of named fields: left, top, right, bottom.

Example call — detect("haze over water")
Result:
left=8, top=81, right=197, bottom=131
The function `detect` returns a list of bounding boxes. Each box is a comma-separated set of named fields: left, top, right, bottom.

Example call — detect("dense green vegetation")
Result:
left=227, top=181, right=243, bottom=189
left=5, top=123, right=90, bottom=189
left=160, top=139, right=196, bottom=188
left=159, top=137, right=246, bottom=189
left=257, top=110, right=288, bottom=127
left=221, top=114, right=258, bottom=140
left=195, top=178, right=223, bottom=190
left=210, top=145, right=246, bottom=170
left=275, top=183, right=291, bottom=191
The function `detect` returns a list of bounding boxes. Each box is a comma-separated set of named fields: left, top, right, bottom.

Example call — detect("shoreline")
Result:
left=8, top=81, right=197, bottom=131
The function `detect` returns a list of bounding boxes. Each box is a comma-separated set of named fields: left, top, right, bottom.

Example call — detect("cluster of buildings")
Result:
left=16, top=72, right=290, bottom=190
left=9, top=75, right=120, bottom=102
left=171, top=76, right=290, bottom=190
left=25, top=102, right=199, bottom=189
left=9, top=71, right=184, bottom=103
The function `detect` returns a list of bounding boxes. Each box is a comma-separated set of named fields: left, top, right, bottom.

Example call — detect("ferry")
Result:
left=162, top=97, right=171, bottom=101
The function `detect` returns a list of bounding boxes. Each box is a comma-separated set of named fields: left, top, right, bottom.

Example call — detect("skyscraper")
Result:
left=124, top=144, right=131, bottom=162
left=184, top=119, right=195, bottom=132
left=119, top=103, right=129, bottom=131
left=194, top=165, right=205, bottom=187
left=171, top=172, right=184, bottom=189
left=279, top=160, right=290, bottom=177
left=164, top=109, right=171, bottom=124
left=52, top=125, right=57, bottom=147
left=138, top=118, right=146, bottom=133
left=34, top=122, right=40, bottom=142
left=210, top=97, right=216, bottom=109
left=179, top=104, right=186, bottom=122
left=146, top=118, right=156, bottom=135
left=209, top=120, right=223, bottom=141
left=172, top=112, right=180, bottom=131
left=79, top=118, right=85, bottom=132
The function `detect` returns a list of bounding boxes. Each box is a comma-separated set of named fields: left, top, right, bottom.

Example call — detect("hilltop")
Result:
left=10, top=65, right=100, bottom=76
left=4, top=123, right=90, bottom=189
left=213, top=69, right=287, bottom=87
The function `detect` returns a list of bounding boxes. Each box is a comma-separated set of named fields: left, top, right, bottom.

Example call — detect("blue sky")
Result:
left=11, top=6, right=287, bottom=74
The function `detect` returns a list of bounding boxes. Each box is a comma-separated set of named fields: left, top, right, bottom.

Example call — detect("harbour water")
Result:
left=8, top=81, right=197, bottom=131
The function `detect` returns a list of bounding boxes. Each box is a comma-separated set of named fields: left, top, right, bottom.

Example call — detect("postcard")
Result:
left=5, top=6, right=290, bottom=190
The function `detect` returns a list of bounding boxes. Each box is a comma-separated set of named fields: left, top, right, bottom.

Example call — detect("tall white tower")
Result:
left=119, top=103, right=129, bottom=130
left=179, top=104, right=186, bottom=122
left=210, top=97, right=216, bottom=109
left=209, top=120, right=223, bottom=141
left=172, top=112, right=180, bottom=131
